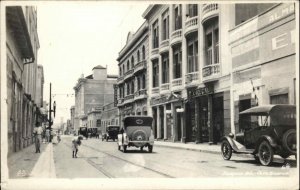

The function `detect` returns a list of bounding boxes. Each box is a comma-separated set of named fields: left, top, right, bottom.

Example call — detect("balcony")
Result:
left=152, top=87, right=160, bottom=95
left=185, top=71, right=199, bottom=87
left=159, top=39, right=170, bottom=53
left=170, top=29, right=182, bottom=46
left=117, top=98, right=124, bottom=107
left=123, top=94, right=134, bottom=105
left=124, top=69, right=134, bottom=81
left=134, top=89, right=147, bottom=100
left=160, top=83, right=170, bottom=94
left=117, top=76, right=124, bottom=84
left=171, top=78, right=183, bottom=91
left=202, top=63, right=221, bottom=82
left=151, top=48, right=159, bottom=59
left=134, top=60, right=147, bottom=75
left=202, top=4, right=219, bottom=24
left=184, top=16, right=198, bottom=36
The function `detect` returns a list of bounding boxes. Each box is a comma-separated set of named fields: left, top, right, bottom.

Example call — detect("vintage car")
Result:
left=118, top=116, right=154, bottom=153
left=87, top=127, right=99, bottom=138
left=78, top=127, right=88, bottom=139
left=221, top=104, right=297, bottom=166
left=102, top=125, right=120, bottom=141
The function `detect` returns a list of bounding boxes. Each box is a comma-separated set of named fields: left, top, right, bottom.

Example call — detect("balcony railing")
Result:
left=134, top=89, right=147, bottom=99
left=151, top=48, right=159, bottom=56
left=134, top=60, right=147, bottom=74
left=202, top=4, right=219, bottom=23
left=159, top=39, right=170, bottom=53
left=124, top=69, right=134, bottom=81
left=117, top=76, right=124, bottom=83
left=170, top=29, right=182, bottom=45
left=160, top=83, right=170, bottom=92
left=185, top=72, right=199, bottom=84
left=202, top=63, right=220, bottom=81
left=152, top=87, right=159, bottom=94
left=184, top=16, right=198, bottom=35
left=117, top=98, right=124, bottom=106
left=172, top=78, right=182, bottom=87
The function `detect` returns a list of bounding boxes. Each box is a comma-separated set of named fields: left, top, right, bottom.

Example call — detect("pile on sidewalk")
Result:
left=7, top=142, right=55, bottom=178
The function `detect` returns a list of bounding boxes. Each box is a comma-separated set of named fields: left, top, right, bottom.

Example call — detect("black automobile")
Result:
left=78, top=127, right=88, bottom=139
left=221, top=104, right=297, bottom=166
left=87, top=127, right=99, bottom=138
left=102, top=125, right=120, bottom=141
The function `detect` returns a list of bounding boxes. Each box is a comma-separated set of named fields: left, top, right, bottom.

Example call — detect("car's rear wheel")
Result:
left=148, top=145, right=153, bottom=153
left=282, top=129, right=296, bottom=155
left=221, top=140, right=232, bottom=160
left=123, top=145, right=127, bottom=153
left=258, top=141, right=274, bottom=166
left=140, top=146, right=144, bottom=151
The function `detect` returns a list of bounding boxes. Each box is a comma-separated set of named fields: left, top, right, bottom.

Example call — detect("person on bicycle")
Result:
left=33, top=122, right=43, bottom=153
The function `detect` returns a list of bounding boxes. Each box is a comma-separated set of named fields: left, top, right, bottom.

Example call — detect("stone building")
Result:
left=116, top=22, right=149, bottom=127
left=87, top=107, right=102, bottom=130
left=73, top=65, right=117, bottom=130
left=6, top=6, right=42, bottom=154
left=100, top=102, right=119, bottom=134
left=70, top=105, right=75, bottom=132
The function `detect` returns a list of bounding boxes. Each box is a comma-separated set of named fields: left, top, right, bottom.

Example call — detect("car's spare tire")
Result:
left=132, top=130, right=147, bottom=141
left=282, top=129, right=296, bottom=155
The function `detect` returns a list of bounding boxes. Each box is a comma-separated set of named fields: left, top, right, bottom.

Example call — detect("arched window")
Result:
left=127, top=61, right=130, bottom=71
left=137, top=77, right=140, bottom=90
left=142, top=46, right=146, bottom=60
left=131, top=56, right=134, bottom=68
left=131, top=80, right=134, bottom=94
left=137, top=50, right=140, bottom=62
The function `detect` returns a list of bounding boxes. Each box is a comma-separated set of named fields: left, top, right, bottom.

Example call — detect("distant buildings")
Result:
left=6, top=6, right=43, bottom=154
left=70, top=106, right=75, bottom=132
left=73, top=65, right=118, bottom=131
left=100, top=102, right=119, bottom=133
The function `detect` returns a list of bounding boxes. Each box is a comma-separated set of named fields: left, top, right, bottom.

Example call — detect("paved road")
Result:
left=53, top=136, right=297, bottom=178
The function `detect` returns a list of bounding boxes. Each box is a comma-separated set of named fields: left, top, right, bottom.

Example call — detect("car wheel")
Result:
left=258, top=141, right=274, bottom=166
left=221, top=140, right=232, bottom=160
left=140, top=146, right=144, bottom=151
left=254, top=155, right=259, bottom=162
left=148, top=145, right=153, bottom=153
left=123, top=145, right=127, bottom=153
left=282, top=129, right=296, bottom=155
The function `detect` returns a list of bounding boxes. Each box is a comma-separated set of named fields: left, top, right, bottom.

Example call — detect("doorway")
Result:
left=152, top=108, right=157, bottom=139
left=159, top=106, right=164, bottom=139
left=212, top=95, right=224, bottom=143
left=199, top=96, right=208, bottom=142
left=175, top=106, right=182, bottom=141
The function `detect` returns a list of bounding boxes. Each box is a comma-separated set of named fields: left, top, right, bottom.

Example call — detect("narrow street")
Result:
left=51, top=136, right=297, bottom=178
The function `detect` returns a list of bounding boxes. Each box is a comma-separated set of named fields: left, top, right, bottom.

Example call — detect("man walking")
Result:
left=33, top=122, right=43, bottom=153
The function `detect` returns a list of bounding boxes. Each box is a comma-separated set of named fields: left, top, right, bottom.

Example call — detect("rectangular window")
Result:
left=188, top=4, right=198, bottom=17
left=162, top=53, right=169, bottom=83
left=187, top=37, right=198, bottom=73
left=204, top=18, right=219, bottom=66
left=152, top=59, right=159, bottom=87
left=173, top=45, right=182, bottom=79
left=174, top=5, right=182, bottom=30
left=152, top=21, right=159, bottom=48
left=162, top=10, right=169, bottom=40
left=270, top=94, right=289, bottom=104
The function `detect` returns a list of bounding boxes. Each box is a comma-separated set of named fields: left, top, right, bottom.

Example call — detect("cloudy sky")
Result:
left=35, top=2, right=149, bottom=125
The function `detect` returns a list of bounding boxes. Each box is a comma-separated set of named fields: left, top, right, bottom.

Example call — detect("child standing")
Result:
left=72, top=136, right=83, bottom=158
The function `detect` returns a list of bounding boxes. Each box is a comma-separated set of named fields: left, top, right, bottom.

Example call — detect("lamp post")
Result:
left=48, top=83, right=56, bottom=142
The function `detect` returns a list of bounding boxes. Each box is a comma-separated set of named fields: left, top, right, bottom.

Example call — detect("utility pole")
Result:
left=48, top=83, right=56, bottom=142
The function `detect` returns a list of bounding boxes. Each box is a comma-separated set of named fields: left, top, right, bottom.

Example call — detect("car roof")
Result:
left=239, top=104, right=296, bottom=115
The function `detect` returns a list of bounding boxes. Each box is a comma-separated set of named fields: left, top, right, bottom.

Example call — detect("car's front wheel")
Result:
left=258, top=141, right=274, bottom=166
left=221, top=140, right=232, bottom=160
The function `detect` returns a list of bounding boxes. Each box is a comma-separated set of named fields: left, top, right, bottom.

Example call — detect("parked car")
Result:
left=102, top=125, right=119, bottom=141
left=78, top=127, right=88, bottom=139
left=221, top=104, right=297, bottom=166
left=118, top=116, right=154, bottom=153
left=87, top=127, right=99, bottom=138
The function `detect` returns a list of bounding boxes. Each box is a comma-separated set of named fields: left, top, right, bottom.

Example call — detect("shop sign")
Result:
left=150, top=96, right=168, bottom=106
left=187, top=86, right=213, bottom=100
left=113, top=84, right=118, bottom=107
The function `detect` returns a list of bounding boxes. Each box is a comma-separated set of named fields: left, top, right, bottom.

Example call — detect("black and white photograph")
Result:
left=1, top=1, right=299, bottom=189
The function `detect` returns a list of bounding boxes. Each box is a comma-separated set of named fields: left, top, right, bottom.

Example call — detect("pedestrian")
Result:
left=72, top=135, right=83, bottom=158
left=33, top=122, right=43, bottom=153
left=45, top=129, right=50, bottom=143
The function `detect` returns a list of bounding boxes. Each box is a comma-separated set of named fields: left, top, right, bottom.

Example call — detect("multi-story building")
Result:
left=87, top=107, right=102, bottom=130
left=142, top=3, right=288, bottom=144
left=116, top=22, right=149, bottom=126
left=70, top=105, right=75, bottom=132
left=228, top=3, right=296, bottom=133
left=6, top=6, right=41, bottom=154
left=100, top=102, right=119, bottom=133
left=73, top=65, right=117, bottom=130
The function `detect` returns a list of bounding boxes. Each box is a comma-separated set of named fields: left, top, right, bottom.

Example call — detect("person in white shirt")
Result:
left=33, top=122, right=43, bottom=153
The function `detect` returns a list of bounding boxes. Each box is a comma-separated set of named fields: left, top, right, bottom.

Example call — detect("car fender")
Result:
left=149, top=135, right=154, bottom=145
left=117, top=134, right=123, bottom=145
left=254, top=135, right=278, bottom=153
left=123, top=133, right=129, bottom=145
left=221, top=136, right=239, bottom=152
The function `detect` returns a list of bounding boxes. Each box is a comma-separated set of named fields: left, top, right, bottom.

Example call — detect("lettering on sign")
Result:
left=187, top=86, right=213, bottom=100
left=269, top=4, right=294, bottom=23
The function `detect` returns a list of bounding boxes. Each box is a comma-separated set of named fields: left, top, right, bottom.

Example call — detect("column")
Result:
left=169, top=45, right=174, bottom=85
left=163, top=104, right=167, bottom=140
left=208, top=94, right=214, bottom=144
left=157, top=106, right=161, bottom=138
left=182, top=5, right=187, bottom=86
left=171, top=103, right=175, bottom=141
left=198, top=4, right=204, bottom=84
left=195, top=98, right=201, bottom=143
left=181, top=102, right=186, bottom=143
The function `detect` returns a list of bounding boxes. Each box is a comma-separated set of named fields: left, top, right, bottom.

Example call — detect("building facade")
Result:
left=6, top=6, right=41, bottom=155
left=100, top=102, right=119, bottom=134
left=87, top=107, right=102, bottom=131
left=73, top=65, right=117, bottom=131
left=70, top=105, right=75, bottom=132
left=116, top=22, right=149, bottom=127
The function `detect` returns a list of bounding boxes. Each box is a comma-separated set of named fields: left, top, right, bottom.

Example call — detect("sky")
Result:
left=36, top=2, right=149, bottom=125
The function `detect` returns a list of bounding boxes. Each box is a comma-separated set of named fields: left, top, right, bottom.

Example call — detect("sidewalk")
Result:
left=7, top=142, right=56, bottom=178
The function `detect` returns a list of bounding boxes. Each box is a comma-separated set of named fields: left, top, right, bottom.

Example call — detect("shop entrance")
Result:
left=199, top=96, right=209, bottom=142
left=186, top=102, right=196, bottom=142
left=159, top=106, right=164, bottom=139
left=152, top=108, right=157, bottom=139
left=212, top=95, right=224, bottom=143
